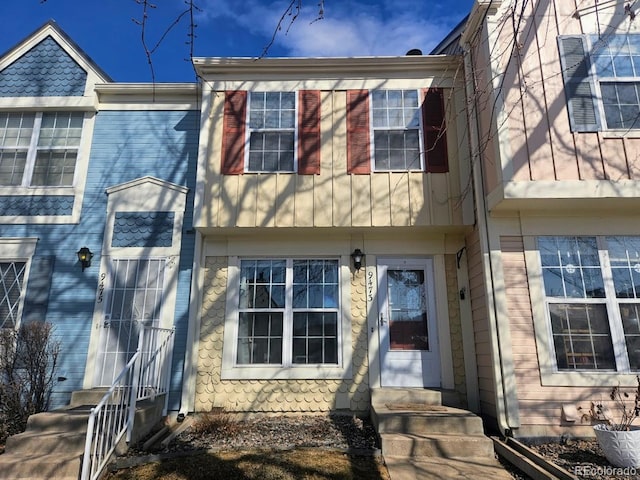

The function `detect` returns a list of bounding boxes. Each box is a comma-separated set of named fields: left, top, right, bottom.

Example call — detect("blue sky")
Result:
left=0, top=0, right=474, bottom=83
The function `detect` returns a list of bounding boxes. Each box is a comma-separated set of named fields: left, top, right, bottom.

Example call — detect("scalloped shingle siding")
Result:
left=0, top=195, right=74, bottom=215
left=111, top=211, right=174, bottom=248
left=195, top=257, right=370, bottom=413
left=0, top=36, right=86, bottom=97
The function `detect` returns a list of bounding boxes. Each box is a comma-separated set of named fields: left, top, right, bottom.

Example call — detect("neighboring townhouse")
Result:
left=0, top=22, right=199, bottom=410
left=450, top=0, right=640, bottom=437
left=182, top=55, right=480, bottom=415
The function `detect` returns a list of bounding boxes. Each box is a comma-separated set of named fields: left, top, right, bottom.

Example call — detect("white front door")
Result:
left=377, top=258, right=440, bottom=387
left=94, top=258, right=166, bottom=386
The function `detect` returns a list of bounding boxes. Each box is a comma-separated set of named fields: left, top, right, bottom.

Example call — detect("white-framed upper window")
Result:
left=0, top=111, right=84, bottom=187
left=591, top=35, right=640, bottom=130
left=371, top=89, right=423, bottom=171
left=247, top=92, right=296, bottom=172
left=538, top=235, right=640, bottom=372
left=236, top=258, right=340, bottom=366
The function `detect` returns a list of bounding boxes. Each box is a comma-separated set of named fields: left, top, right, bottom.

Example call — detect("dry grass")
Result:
left=190, top=407, right=242, bottom=436
left=104, top=448, right=390, bottom=480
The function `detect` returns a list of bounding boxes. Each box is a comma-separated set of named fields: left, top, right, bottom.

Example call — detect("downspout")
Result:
left=461, top=13, right=516, bottom=437
left=180, top=229, right=203, bottom=416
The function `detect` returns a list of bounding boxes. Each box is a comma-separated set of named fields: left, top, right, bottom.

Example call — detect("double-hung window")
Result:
left=0, top=111, right=84, bottom=186
left=559, top=34, right=640, bottom=131
left=538, top=236, right=640, bottom=372
left=592, top=35, right=640, bottom=130
left=371, top=89, right=422, bottom=171
left=237, top=258, right=340, bottom=366
left=247, top=92, right=296, bottom=172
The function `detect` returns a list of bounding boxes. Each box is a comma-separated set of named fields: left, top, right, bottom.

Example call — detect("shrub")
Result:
left=0, top=322, right=60, bottom=443
left=579, top=376, right=640, bottom=431
left=192, top=408, right=241, bottom=436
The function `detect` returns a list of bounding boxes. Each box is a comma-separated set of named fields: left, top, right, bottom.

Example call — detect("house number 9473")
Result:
left=367, top=270, right=374, bottom=302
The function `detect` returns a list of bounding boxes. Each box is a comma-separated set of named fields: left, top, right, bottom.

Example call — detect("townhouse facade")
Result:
left=0, top=22, right=199, bottom=410
left=455, top=0, right=640, bottom=437
left=181, top=55, right=480, bottom=414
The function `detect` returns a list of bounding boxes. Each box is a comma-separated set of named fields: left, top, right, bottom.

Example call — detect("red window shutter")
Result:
left=346, top=90, right=371, bottom=174
left=422, top=88, right=449, bottom=173
left=221, top=90, right=247, bottom=175
left=298, top=90, right=321, bottom=174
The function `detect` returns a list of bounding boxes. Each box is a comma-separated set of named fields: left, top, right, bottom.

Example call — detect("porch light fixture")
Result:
left=351, top=249, right=364, bottom=272
left=77, top=247, right=93, bottom=271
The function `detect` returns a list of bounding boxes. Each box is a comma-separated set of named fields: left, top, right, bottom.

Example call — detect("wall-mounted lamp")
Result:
left=351, top=248, right=364, bottom=272
left=77, top=247, right=93, bottom=272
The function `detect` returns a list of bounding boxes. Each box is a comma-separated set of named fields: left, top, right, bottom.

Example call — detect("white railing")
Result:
left=80, top=326, right=174, bottom=480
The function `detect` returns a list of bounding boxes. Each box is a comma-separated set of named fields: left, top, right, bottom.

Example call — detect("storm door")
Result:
left=94, top=258, right=166, bottom=386
left=377, top=258, right=440, bottom=387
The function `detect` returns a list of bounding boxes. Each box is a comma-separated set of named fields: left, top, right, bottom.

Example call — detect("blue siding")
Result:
left=2, top=110, right=199, bottom=410
left=0, top=37, right=87, bottom=97
left=0, top=196, right=74, bottom=216
left=112, top=211, right=174, bottom=247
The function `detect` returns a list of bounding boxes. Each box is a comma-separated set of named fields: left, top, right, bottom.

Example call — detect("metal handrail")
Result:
left=80, top=325, right=174, bottom=480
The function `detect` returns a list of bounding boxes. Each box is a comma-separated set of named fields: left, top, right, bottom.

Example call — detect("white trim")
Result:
left=220, top=256, right=353, bottom=380
left=244, top=91, right=298, bottom=173
left=83, top=177, right=189, bottom=388
left=0, top=110, right=98, bottom=225
left=180, top=231, right=204, bottom=413
left=365, top=254, right=382, bottom=389
left=0, top=97, right=96, bottom=111
left=370, top=89, right=425, bottom=173
left=94, top=83, right=200, bottom=111
left=527, top=235, right=640, bottom=387
left=0, top=23, right=110, bottom=97
left=0, top=237, right=38, bottom=259
left=0, top=237, right=38, bottom=330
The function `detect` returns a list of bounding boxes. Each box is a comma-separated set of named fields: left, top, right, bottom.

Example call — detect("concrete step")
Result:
left=5, top=430, right=87, bottom=455
left=0, top=452, right=82, bottom=480
left=384, top=456, right=514, bottom=480
left=372, top=405, right=485, bottom=436
left=25, top=408, right=91, bottom=434
left=371, top=388, right=442, bottom=407
left=70, top=387, right=114, bottom=407
left=380, top=432, right=495, bottom=459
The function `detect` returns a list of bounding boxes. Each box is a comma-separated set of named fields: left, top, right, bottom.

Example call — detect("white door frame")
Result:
left=376, top=257, right=441, bottom=387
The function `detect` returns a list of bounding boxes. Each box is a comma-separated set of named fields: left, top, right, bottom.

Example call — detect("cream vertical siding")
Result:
left=195, top=256, right=370, bottom=414
left=197, top=87, right=470, bottom=230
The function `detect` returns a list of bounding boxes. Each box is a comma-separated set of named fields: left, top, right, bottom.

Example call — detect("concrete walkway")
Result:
left=385, top=456, right=514, bottom=479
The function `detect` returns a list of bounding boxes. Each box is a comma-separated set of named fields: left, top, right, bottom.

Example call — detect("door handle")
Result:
left=380, top=314, right=387, bottom=326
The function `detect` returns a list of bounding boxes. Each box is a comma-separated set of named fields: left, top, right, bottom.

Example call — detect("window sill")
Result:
left=600, top=130, right=640, bottom=139
left=0, top=186, right=76, bottom=195
left=539, top=369, right=640, bottom=387
left=221, top=364, right=351, bottom=380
